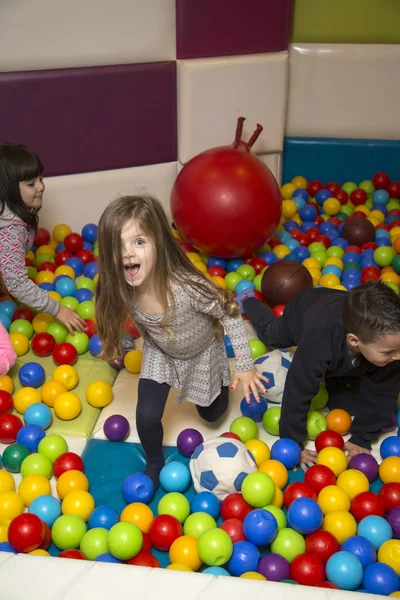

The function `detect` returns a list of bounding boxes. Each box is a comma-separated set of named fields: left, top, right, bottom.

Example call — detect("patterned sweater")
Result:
left=0, top=206, right=59, bottom=316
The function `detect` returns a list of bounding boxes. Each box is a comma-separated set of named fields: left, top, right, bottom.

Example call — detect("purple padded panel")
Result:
left=176, top=0, right=293, bottom=59
left=0, top=62, right=177, bottom=177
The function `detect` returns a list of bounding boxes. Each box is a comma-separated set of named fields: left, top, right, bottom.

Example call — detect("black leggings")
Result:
left=244, top=297, right=294, bottom=348
left=136, top=378, right=229, bottom=464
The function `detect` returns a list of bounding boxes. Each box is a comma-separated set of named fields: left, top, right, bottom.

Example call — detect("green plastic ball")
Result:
left=75, top=277, right=95, bottom=293
left=36, top=254, right=55, bottom=266
left=76, top=301, right=95, bottom=320
left=263, top=505, right=287, bottom=530
left=308, top=242, right=326, bottom=254
left=9, top=319, right=34, bottom=339
left=65, top=332, right=89, bottom=355
left=237, top=264, right=256, bottom=281
left=307, top=410, right=327, bottom=440
left=183, top=512, right=217, bottom=539
left=108, top=522, right=143, bottom=560
left=310, top=385, right=329, bottom=411
left=326, top=246, right=345, bottom=259
left=197, top=528, right=233, bottom=566
left=374, top=247, right=395, bottom=267
left=52, top=514, right=87, bottom=549
left=157, top=492, right=191, bottom=524
left=80, top=527, right=108, bottom=560
left=310, top=250, right=328, bottom=268
left=391, top=255, right=400, bottom=274
left=241, top=472, right=275, bottom=507
left=344, top=261, right=361, bottom=272
left=60, top=296, right=80, bottom=310
left=387, top=201, right=400, bottom=212
left=38, top=434, right=68, bottom=463
left=249, top=339, right=267, bottom=360
left=27, top=266, right=38, bottom=279
left=199, top=251, right=209, bottom=265
left=384, top=281, right=400, bottom=295
left=21, top=452, right=53, bottom=479
left=229, top=416, right=258, bottom=443
left=2, top=443, right=30, bottom=473
left=359, top=180, right=375, bottom=195
left=340, top=205, right=354, bottom=217
left=262, top=406, right=281, bottom=436
left=271, top=527, right=306, bottom=563
left=253, top=273, right=263, bottom=292
left=225, top=272, right=243, bottom=292
left=342, top=182, right=358, bottom=196
left=46, top=321, right=69, bottom=344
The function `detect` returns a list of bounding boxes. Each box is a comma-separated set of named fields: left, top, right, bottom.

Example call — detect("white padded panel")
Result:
left=178, top=53, right=289, bottom=164
left=0, top=0, right=176, bottom=71
left=40, top=162, right=177, bottom=232
left=287, top=44, right=400, bottom=140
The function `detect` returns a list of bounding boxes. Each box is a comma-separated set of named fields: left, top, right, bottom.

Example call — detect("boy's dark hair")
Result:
left=343, top=281, right=400, bottom=343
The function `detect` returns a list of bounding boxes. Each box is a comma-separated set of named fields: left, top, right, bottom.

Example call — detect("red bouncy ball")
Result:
left=0, top=414, right=23, bottom=444
left=290, top=552, right=325, bottom=586
left=148, top=515, right=182, bottom=552
left=58, top=549, right=87, bottom=560
left=283, top=482, right=317, bottom=509
left=326, top=182, right=341, bottom=194
left=261, top=260, right=313, bottom=306
left=0, top=390, right=13, bottom=415
left=83, top=319, right=97, bottom=339
left=388, top=181, right=400, bottom=198
left=31, top=332, right=56, bottom=357
left=315, top=430, right=344, bottom=453
left=127, top=552, right=160, bottom=568
left=53, top=452, right=85, bottom=478
left=220, top=518, right=246, bottom=543
left=55, top=250, right=73, bottom=267
left=76, top=249, right=94, bottom=265
left=52, top=342, right=78, bottom=366
left=333, top=189, right=349, bottom=205
left=316, top=581, right=339, bottom=589
left=141, top=532, right=152, bottom=553
left=220, top=493, right=252, bottom=521
left=38, top=522, right=52, bottom=550
left=307, top=181, right=324, bottom=197
left=341, top=217, right=376, bottom=246
left=37, top=261, right=56, bottom=273
left=64, top=233, right=84, bottom=253
left=11, top=307, right=35, bottom=322
left=171, top=117, right=282, bottom=258
left=379, top=483, right=400, bottom=512
left=8, top=513, right=45, bottom=553
left=34, top=228, right=50, bottom=247
left=350, top=189, right=368, bottom=206
left=373, top=172, right=390, bottom=189
left=305, top=530, right=340, bottom=564
left=351, top=491, right=385, bottom=522
left=272, top=304, right=286, bottom=318
left=304, top=465, right=336, bottom=495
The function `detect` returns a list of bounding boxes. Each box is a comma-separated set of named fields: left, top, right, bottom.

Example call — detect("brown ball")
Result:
left=341, top=217, right=375, bottom=246
left=261, top=259, right=313, bottom=306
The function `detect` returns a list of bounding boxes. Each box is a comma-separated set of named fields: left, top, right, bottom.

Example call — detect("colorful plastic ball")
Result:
left=283, top=482, right=317, bottom=509
left=290, top=552, right=326, bottom=586
left=56, top=470, right=89, bottom=501
left=13, top=387, right=41, bottom=414
left=157, top=492, right=190, bottom=524
left=258, top=459, right=288, bottom=489
left=62, top=490, right=95, bottom=522
left=387, top=506, right=400, bottom=538
left=183, top=512, right=216, bottom=540
left=262, top=406, right=281, bottom=435
left=65, top=332, right=89, bottom=355
left=86, top=505, right=119, bottom=531
left=88, top=334, right=102, bottom=357
left=107, top=521, right=142, bottom=560
left=0, top=390, right=13, bottom=415
left=257, top=553, right=290, bottom=581
left=341, top=534, right=376, bottom=568
left=225, top=540, right=260, bottom=576
left=337, top=469, right=369, bottom=501
left=229, top=416, right=258, bottom=443
left=363, top=562, right=400, bottom=596
left=2, top=443, right=30, bottom=473
left=351, top=491, right=385, bottom=521
left=380, top=457, right=400, bottom=484
left=245, top=439, right=270, bottom=467
left=243, top=508, right=278, bottom=546
left=220, top=493, right=252, bottom=521
left=0, top=470, right=15, bottom=493
left=0, top=413, right=23, bottom=443
left=29, top=494, right=61, bottom=527
left=318, top=485, right=351, bottom=514
left=16, top=424, right=45, bottom=452
left=10, top=319, right=33, bottom=339
left=53, top=517, right=89, bottom=553
left=54, top=392, right=81, bottom=420
left=195, top=528, right=233, bottom=567
left=190, top=492, right=219, bottom=521
left=122, top=473, right=154, bottom=505
left=53, top=452, right=84, bottom=479
left=378, top=540, right=400, bottom=576
left=358, top=515, right=393, bottom=550
left=0, top=490, right=24, bottom=520
left=176, top=428, right=203, bottom=458
left=348, top=453, right=379, bottom=482
left=322, top=510, right=357, bottom=544
left=21, top=452, right=52, bottom=479
left=120, top=503, right=154, bottom=534
left=83, top=261, right=98, bottom=279
left=326, top=408, right=352, bottom=435
left=380, top=482, right=400, bottom=512
left=159, top=462, right=191, bottom=493
left=202, top=566, right=230, bottom=576
left=0, top=542, right=16, bottom=554
left=381, top=436, right=400, bottom=459
left=220, top=517, right=246, bottom=543
left=270, top=438, right=301, bottom=469
left=317, top=447, right=348, bottom=477
left=38, top=434, right=68, bottom=464
left=31, top=332, right=56, bottom=357
left=271, top=527, right=306, bottom=563
left=304, top=464, right=336, bottom=495
left=103, top=414, right=130, bottom=441
left=241, top=472, right=275, bottom=508
left=52, top=342, right=78, bottom=366
left=85, top=380, right=113, bottom=408
left=52, top=364, right=79, bottom=390
left=239, top=394, right=267, bottom=422
left=8, top=513, right=44, bottom=553
left=305, top=530, right=340, bottom=564
left=326, top=551, right=363, bottom=591
left=148, top=514, right=182, bottom=551
left=24, top=403, right=52, bottom=430
left=18, top=474, right=51, bottom=506
left=168, top=535, right=202, bottom=571
left=288, top=497, right=323, bottom=535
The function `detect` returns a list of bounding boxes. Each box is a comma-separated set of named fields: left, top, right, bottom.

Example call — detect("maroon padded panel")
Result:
left=176, top=0, right=293, bottom=59
left=0, top=62, right=177, bottom=176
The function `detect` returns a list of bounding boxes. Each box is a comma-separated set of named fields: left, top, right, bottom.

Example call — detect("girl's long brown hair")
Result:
left=95, top=194, right=239, bottom=361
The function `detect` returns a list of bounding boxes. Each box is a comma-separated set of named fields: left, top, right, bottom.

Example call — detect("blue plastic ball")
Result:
left=326, top=551, right=363, bottom=591
left=16, top=424, right=46, bottom=452
left=24, top=403, right=52, bottom=429
left=159, top=461, right=191, bottom=493
left=122, top=473, right=154, bottom=504
left=227, top=259, right=244, bottom=272
left=83, top=241, right=94, bottom=251
left=287, top=497, right=323, bottom=534
left=301, top=220, right=317, bottom=232
left=208, top=257, right=227, bottom=269
left=0, top=313, right=11, bottom=329
left=55, top=276, right=76, bottom=297
left=283, top=220, right=299, bottom=232
left=202, top=567, right=230, bottom=576
left=341, top=535, right=376, bottom=568
left=0, top=542, right=16, bottom=553
left=29, top=494, right=61, bottom=527
left=226, top=541, right=260, bottom=577
left=88, top=505, right=120, bottom=530
left=240, top=394, right=267, bottom=422
left=83, top=261, right=99, bottom=279
left=334, top=237, right=349, bottom=249
left=372, top=189, right=390, bottom=205
left=271, top=438, right=301, bottom=469
left=18, top=362, right=45, bottom=388
left=65, top=257, right=84, bottom=277
left=357, top=515, right=392, bottom=550
left=89, top=334, right=103, bottom=357
left=286, top=238, right=300, bottom=251
left=56, top=243, right=65, bottom=253
left=0, top=300, right=17, bottom=318
left=380, top=435, right=400, bottom=459
left=95, top=553, right=121, bottom=563
left=190, top=492, right=220, bottom=520
left=74, top=287, right=94, bottom=303
left=243, top=509, right=278, bottom=546
left=376, top=237, right=392, bottom=247
left=363, top=562, right=400, bottom=596
left=315, top=189, right=332, bottom=205
left=292, top=189, right=309, bottom=201
left=81, top=223, right=98, bottom=243
left=343, top=252, right=360, bottom=265
left=322, top=265, right=342, bottom=278
left=293, top=246, right=310, bottom=261
left=39, top=282, right=55, bottom=292
left=235, top=280, right=255, bottom=295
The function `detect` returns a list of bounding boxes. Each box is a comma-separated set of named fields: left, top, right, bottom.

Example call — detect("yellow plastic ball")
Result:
left=0, top=375, right=14, bottom=394
left=308, top=267, right=322, bottom=283
left=26, top=250, right=35, bottom=263
left=212, top=275, right=227, bottom=289
left=169, top=535, right=202, bottom=572
left=240, top=572, right=267, bottom=580
left=336, top=469, right=369, bottom=501
left=54, top=392, right=82, bottom=420
left=281, top=183, right=295, bottom=200
left=56, top=470, right=89, bottom=500
left=325, top=257, right=344, bottom=270
left=391, top=226, right=400, bottom=240
left=41, top=380, right=68, bottom=407
left=48, top=237, right=58, bottom=250
left=369, top=210, right=385, bottom=224
left=36, top=245, right=55, bottom=258
left=317, top=447, right=348, bottom=477
left=55, top=265, right=75, bottom=280
left=291, top=176, right=307, bottom=189
left=53, top=365, right=79, bottom=390
left=270, top=485, right=284, bottom=508
left=18, top=475, right=51, bottom=506
left=319, top=274, right=341, bottom=288
left=195, top=262, right=207, bottom=273
left=186, top=252, right=202, bottom=264
left=13, top=387, right=42, bottom=414
left=381, top=272, right=400, bottom=285
left=0, top=471, right=15, bottom=494
left=303, top=258, right=321, bottom=270
left=322, top=509, right=357, bottom=544
left=258, top=459, right=288, bottom=489
left=62, top=490, right=95, bottom=521
left=53, top=224, right=72, bottom=243
left=245, top=439, right=270, bottom=467
left=380, top=457, right=400, bottom=484
left=124, top=349, right=142, bottom=374
left=172, top=230, right=181, bottom=240
left=0, top=491, right=25, bottom=520
left=48, top=291, right=62, bottom=303
left=322, top=198, right=341, bottom=216
left=282, top=200, right=298, bottom=219
left=378, top=539, right=400, bottom=576
left=32, top=313, right=54, bottom=334
left=292, top=214, right=303, bottom=226
left=317, top=485, right=351, bottom=515
left=9, top=332, right=30, bottom=356
left=121, top=503, right=154, bottom=533
left=85, top=380, right=113, bottom=408
left=273, top=245, right=291, bottom=259
left=0, top=517, right=11, bottom=542
left=35, top=271, right=55, bottom=285
left=93, top=273, right=99, bottom=285
left=356, top=205, right=370, bottom=216
left=368, top=217, right=381, bottom=228
left=333, top=285, right=347, bottom=291
left=29, top=549, right=51, bottom=556
left=166, top=563, right=193, bottom=572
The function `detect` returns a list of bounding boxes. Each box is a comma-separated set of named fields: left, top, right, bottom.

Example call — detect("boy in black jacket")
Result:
left=237, top=281, right=400, bottom=471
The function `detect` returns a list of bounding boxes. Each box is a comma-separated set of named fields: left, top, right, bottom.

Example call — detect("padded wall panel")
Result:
left=287, top=44, right=400, bottom=140
left=40, top=162, right=178, bottom=232
left=176, top=0, right=293, bottom=59
left=178, top=53, right=288, bottom=164
left=0, top=0, right=176, bottom=71
left=0, top=63, right=177, bottom=176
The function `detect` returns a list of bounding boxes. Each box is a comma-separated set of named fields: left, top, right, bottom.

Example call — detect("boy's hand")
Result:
left=344, top=441, right=371, bottom=462
left=56, top=305, right=86, bottom=335
left=230, top=369, right=269, bottom=403
left=293, top=449, right=317, bottom=473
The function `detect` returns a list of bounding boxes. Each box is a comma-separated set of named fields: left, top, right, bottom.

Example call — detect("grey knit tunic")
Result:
left=131, top=281, right=255, bottom=407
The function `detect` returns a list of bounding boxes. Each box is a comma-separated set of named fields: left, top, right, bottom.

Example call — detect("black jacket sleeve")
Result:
left=279, top=327, right=332, bottom=446
left=349, top=361, right=400, bottom=449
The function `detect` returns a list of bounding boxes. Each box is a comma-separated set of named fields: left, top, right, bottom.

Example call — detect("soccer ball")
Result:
left=189, top=437, right=257, bottom=500
left=254, top=349, right=293, bottom=404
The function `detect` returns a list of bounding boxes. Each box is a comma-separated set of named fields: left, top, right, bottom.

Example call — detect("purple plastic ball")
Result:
left=103, top=414, right=130, bottom=442
left=176, top=428, right=204, bottom=458
left=386, top=507, right=400, bottom=539
left=257, top=553, right=290, bottom=581
left=348, top=453, right=379, bottom=482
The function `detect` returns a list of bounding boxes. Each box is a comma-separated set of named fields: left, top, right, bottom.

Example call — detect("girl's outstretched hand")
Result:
left=56, top=305, right=86, bottom=335
left=230, top=369, right=269, bottom=403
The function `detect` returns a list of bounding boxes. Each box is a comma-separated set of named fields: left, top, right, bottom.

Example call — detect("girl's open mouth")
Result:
left=124, top=264, right=140, bottom=278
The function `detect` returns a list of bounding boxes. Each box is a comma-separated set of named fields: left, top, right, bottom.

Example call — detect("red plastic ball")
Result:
left=11, top=307, right=35, bottom=322
left=326, top=182, right=341, bottom=194
left=76, top=249, right=94, bottom=265
left=272, top=304, right=286, bottom=318
left=0, top=390, right=13, bottom=415
left=208, top=265, right=226, bottom=278
left=58, top=549, right=87, bottom=560
left=290, top=552, right=325, bottom=586
left=344, top=245, right=362, bottom=255
left=315, top=581, right=339, bottom=589
left=315, top=430, right=345, bottom=453
left=0, top=414, right=23, bottom=444
left=34, top=228, right=51, bottom=247
left=8, top=513, right=45, bottom=553
left=55, top=250, right=73, bottom=267
left=379, top=483, right=400, bottom=512
left=141, top=532, right=152, bottom=553
left=52, top=342, right=78, bottom=366
left=361, top=266, right=381, bottom=279
left=38, top=522, right=52, bottom=550
left=306, top=530, right=340, bottom=564
left=83, top=319, right=97, bottom=339
left=220, top=492, right=252, bottom=521
left=148, top=515, right=182, bottom=551
left=315, top=235, right=331, bottom=249
left=124, top=318, right=141, bottom=340
left=25, top=257, right=34, bottom=267
left=352, top=211, right=368, bottom=219
left=268, top=237, right=281, bottom=249
left=328, top=218, right=341, bottom=228
left=387, top=182, right=400, bottom=198
left=304, top=465, right=336, bottom=495
left=389, top=220, right=400, bottom=231
left=351, top=491, right=385, bottom=522
left=127, top=552, right=160, bottom=568
left=220, top=518, right=246, bottom=543
left=249, top=257, right=268, bottom=274
left=333, top=189, right=349, bottom=205
left=361, top=242, right=378, bottom=251
left=350, top=189, right=368, bottom=206
left=306, top=228, right=321, bottom=243
left=53, top=452, right=85, bottom=478
left=64, top=233, right=84, bottom=253
left=220, top=432, right=241, bottom=441
left=37, top=261, right=57, bottom=273
left=31, top=332, right=56, bottom=357
left=283, top=482, right=317, bottom=509
left=373, top=172, right=390, bottom=190
left=297, top=233, right=312, bottom=247
left=307, top=181, right=324, bottom=197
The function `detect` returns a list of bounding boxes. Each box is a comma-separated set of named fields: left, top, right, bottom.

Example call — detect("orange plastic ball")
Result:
left=326, top=409, right=352, bottom=435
